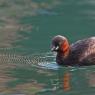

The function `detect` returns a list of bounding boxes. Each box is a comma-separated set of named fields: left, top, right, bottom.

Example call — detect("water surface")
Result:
left=0, top=0, right=95, bottom=95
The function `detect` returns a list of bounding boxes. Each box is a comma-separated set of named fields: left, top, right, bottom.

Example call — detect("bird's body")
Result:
left=51, top=35, right=95, bottom=66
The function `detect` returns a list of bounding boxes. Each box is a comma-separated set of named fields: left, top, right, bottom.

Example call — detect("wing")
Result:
left=70, top=37, right=95, bottom=65
left=81, top=54, right=95, bottom=65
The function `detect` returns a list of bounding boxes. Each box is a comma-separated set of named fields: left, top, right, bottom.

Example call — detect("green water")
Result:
left=0, top=0, right=95, bottom=95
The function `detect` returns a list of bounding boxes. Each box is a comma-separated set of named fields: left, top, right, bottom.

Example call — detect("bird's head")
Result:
left=51, top=35, right=70, bottom=57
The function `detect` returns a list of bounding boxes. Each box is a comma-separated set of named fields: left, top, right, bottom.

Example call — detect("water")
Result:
left=0, top=0, right=95, bottom=95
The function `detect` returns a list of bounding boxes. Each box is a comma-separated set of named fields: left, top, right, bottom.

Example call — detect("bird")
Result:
left=51, top=35, right=95, bottom=66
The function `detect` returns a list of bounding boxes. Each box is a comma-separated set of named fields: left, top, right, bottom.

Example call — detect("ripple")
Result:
left=33, top=9, right=58, bottom=16
left=0, top=49, right=57, bottom=69
left=38, top=62, right=59, bottom=70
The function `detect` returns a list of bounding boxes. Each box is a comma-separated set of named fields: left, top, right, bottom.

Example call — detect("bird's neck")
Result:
left=59, top=39, right=70, bottom=59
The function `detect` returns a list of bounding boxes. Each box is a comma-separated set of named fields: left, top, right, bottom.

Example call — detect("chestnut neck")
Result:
left=58, top=39, right=70, bottom=59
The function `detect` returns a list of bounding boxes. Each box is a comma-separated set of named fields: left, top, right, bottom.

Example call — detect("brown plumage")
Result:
left=51, top=35, right=95, bottom=66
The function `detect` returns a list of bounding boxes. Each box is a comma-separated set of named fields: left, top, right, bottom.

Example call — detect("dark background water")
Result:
left=0, top=0, right=95, bottom=95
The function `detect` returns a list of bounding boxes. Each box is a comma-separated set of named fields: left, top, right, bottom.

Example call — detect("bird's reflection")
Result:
left=63, top=72, right=71, bottom=91
left=86, top=71, right=95, bottom=87
left=57, top=66, right=95, bottom=92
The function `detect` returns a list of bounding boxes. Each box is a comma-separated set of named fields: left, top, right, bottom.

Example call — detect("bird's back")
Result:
left=66, top=37, right=95, bottom=66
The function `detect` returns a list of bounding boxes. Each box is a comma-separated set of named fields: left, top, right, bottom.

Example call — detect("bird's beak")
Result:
left=51, top=46, right=59, bottom=51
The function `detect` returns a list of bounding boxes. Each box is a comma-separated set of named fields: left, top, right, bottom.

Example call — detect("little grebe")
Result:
left=51, top=35, right=95, bottom=66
